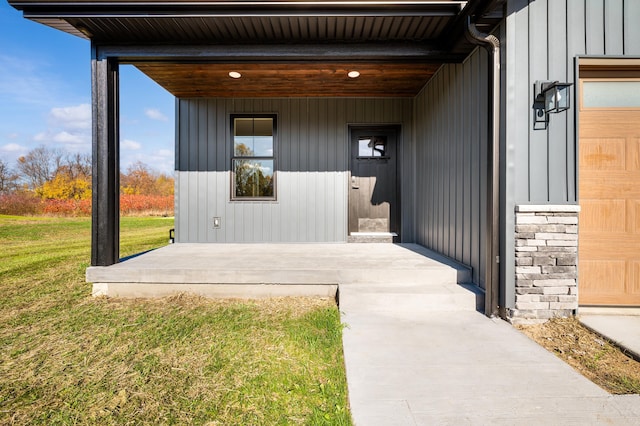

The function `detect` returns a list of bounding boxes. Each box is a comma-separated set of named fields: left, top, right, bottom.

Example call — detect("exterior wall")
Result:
left=413, top=48, right=489, bottom=288
left=175, top=98, right=413, bottom=243
left=506, top=0, right=640, bottom=205
left=504, top=0, right=640, bottom=316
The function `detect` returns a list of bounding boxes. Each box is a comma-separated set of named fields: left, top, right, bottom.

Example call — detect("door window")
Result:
left=357, top=136, right=388, bottom=158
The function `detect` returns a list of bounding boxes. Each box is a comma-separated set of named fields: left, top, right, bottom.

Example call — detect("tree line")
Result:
left=0, top=145, right=174, bottom=216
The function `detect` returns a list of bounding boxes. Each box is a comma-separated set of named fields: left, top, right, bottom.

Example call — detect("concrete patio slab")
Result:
left=87, top=243, right=473, bottom=299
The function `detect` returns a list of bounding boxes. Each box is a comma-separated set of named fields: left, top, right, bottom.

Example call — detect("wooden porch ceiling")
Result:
left=135, top=62, right=442, bottom=97
left=10, top=0, right=505, bottom=97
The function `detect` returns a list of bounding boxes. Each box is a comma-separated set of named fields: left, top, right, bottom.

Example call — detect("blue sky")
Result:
left=0, top=1, right=175, bottom=175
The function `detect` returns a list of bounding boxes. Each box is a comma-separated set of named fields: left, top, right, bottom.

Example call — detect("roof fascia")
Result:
left=11, top=1, right=469, bottom=17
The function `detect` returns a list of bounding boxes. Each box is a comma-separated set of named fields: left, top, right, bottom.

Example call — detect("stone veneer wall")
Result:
left=510, top=205, right=581, bottom=324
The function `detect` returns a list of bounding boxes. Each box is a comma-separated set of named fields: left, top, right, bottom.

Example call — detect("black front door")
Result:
left=348, top=126, right=399, bottom=238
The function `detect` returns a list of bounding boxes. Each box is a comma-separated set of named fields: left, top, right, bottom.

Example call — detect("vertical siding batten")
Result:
left=454, top=64, right=462, bottom=260
left=461, top=54, right=471, bottom=269
left=470, top=50, right=481, bottom=284
left=510, top=0, right=530, bottom=203
left=604, top=0, right=624, bottom=55
left=478, top=48, right=488, bottom=288
left=566, top=0, right=585, bottom=204
left=528, top=0, right=549, bottom=202
left=585, top=0, right=605, bottom=55
left=547, top=0, right=569, bottom=202
left=625, top=1, right=640, bottom=54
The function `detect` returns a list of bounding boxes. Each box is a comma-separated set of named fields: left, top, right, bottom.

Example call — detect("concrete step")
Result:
left=348, top=233, right=396, bottom=243
left=339, top=282, right=482, bottom=313
left=88, top=264, right=469, bottom=286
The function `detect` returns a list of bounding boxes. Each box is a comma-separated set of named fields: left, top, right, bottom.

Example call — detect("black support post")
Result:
left=91, top=45, right=120, bottom=266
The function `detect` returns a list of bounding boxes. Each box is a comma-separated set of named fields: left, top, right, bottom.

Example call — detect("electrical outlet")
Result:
left=213, top=217, right=221, bottom=229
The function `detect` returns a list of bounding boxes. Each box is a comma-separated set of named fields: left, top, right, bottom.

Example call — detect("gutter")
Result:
left=465, top=17, right=500, bottom=317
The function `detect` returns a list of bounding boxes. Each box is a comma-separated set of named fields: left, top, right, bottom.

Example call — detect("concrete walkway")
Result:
left=580, top=312, right=640, bottom=362
left=340, top=284, right=640, bottom=425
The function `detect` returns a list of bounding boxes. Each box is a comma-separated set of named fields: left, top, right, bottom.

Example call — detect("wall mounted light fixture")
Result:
left=534, top=80, right=573, bottom=129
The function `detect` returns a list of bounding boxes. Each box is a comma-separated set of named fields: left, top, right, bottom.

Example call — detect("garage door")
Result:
left=578, top=68, right=640, bottom=306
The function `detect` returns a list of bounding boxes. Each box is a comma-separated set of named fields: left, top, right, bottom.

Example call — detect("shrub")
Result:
left=0, top=192, right=43, bottom=215
left=0, top=193, right=174, bottom=217
left=42, top=199, right=92, bottom=216
left=120, top=194, right=174, bottom=216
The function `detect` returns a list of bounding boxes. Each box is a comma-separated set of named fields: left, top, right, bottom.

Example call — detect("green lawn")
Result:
left=0, top=215, right=351, bottom=425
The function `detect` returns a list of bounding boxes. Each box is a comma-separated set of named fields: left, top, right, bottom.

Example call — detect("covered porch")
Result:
left=87, top=242, right=481, bottom=310
left=10, top=0, right=505, bottom=315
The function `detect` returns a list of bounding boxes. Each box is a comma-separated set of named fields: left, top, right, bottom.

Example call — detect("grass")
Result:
left=0, top=215, right=351, bottom=425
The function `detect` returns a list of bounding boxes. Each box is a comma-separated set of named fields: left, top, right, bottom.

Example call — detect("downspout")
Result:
left=466, top=18, right=500, bottom=317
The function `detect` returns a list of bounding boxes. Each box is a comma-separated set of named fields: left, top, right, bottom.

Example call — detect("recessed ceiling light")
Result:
left=348, top=71, right=360, bottom=78
left=229, top=71, right=242, bottom=79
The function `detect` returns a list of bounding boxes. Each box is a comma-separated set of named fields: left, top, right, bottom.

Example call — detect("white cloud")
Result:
left=28, top=104, right=91, bottom=150
left=31, top=131, right=89, bottom=153
left=122, top=139, right=141, bottom=150
left=53, top=131, right=86, bottom=145
left=7, top=133, right=19, bottom=139
left=33, top=132, right=47, bottom=141
left=1, top=143, right=25, bottom=152
left=145, top=108, right=168, bottom=122
left=157, top=149, right=173, bottom=157
left=49, top=104, right=91, bottom=130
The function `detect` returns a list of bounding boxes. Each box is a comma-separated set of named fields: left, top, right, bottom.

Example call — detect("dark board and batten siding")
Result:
left=413, top=48, right=489, bottom=288
left=175, top=98, right=413, bottom=243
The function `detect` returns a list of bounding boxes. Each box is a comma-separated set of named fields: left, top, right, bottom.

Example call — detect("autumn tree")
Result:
left=65, top=153, right=92, bottom=179
left=0, top=157, right=19, bottom=194
left=154, top=173, right=175, bottom=197
left=121, top=161, right=174, bottom=196
left=40, top=154, right=92, bottom=200
left=16, top=145, right=64, bottom=191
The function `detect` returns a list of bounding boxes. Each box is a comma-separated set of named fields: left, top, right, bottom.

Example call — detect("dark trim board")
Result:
left=15, top=1, right=467, bottom=18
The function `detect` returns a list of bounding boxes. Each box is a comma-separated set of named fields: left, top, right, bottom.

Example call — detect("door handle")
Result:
left=351, top=176, right=359, bottom=189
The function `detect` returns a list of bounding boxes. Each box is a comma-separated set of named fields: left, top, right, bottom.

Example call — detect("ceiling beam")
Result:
left=96, top=42, right=465, bottom=63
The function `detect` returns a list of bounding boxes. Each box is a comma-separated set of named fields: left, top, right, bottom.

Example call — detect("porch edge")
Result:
left=92, top=283, right=338, bottom=299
